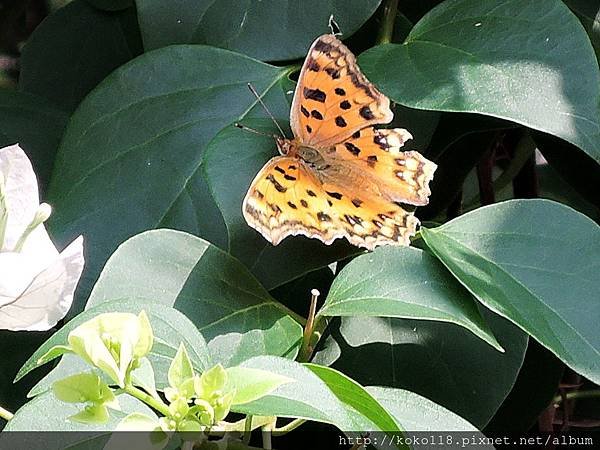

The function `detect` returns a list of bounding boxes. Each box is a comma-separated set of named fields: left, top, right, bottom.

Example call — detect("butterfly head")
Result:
left=275, top=136, right=297, bottom=156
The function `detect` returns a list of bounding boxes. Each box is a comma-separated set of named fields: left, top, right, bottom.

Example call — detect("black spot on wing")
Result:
left=274, top=166, right=285, bottom=174
left=284, top=174, right=297, bottom=181
left=300, top=106, right=310, bottom=118
left=344, top=142, right=361, bottom=156
left=367, top=155, right=378, bottom=167
left=314, top=40, right=334, bottom=53
left=335, top=88, right=346, bottom=96
left=335, top=116, right=347, bottom=127
left=374, top=134, right=389, bottom=150
left=310, top=110, right=324, bottom=120
left=326, top=191, right=343, bottom=200
left=317, top=212, right=331, bottom=222
left=352, top=130, right=361, bottom=139
left=287, top=201, right=297, bottom=209
left=306, top=125, right=312, bottom=133
left=340, top=100, right=351, bottom=110
left=300, top=199, right=308, bottom=208
left=304, top=87, right=326, bottom=103
left=266, top=174, right=287, bottom=193
left=307, top=189, right=317, bottom=197
left=325, top=67, right=340, bottom=79
left=307, top=58, right=320, bottom=72
left=360, top=106, right=375, bottom=120
left=352, top=198, right=363, bottom=208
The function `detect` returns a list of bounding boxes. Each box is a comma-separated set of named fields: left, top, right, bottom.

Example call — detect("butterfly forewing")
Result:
left=290, top=34, right=393, bottom=147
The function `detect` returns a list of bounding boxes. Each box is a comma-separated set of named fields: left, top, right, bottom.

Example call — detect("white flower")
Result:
left=0, top=144, right=84, bottom=331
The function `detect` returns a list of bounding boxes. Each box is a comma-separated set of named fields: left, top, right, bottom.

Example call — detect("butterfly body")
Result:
left=243, top=34, right=437, bottom=250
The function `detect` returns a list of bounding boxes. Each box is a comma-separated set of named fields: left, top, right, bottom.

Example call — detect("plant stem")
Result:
left=243, top=415, right=253, bottom=444
left=272, top=419, right=307, bottom=436
left=377, top=0, right=399, bottom=44
left=124, top=384, right=170, bottom=417
left=298, top=289, right=320, bottom=362
left=553, top=389, right=600, bottom=405
left=0, top=404, right=14, bottom=421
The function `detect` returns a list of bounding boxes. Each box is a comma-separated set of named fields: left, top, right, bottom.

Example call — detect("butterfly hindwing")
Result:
left=242, top=156, right=419, bottom=250
left=290, top=34, right=393, bottom=147
left=330, top=127, right=437, bottom=206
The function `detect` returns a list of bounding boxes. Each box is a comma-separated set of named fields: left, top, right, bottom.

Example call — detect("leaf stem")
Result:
left=553, top=389, right=600, bottom=405
left=0, top=404, right=14, bottom=421
left=243, top=415, right=253, bottom=444
left=271, top=418, right=306, bottom=436
left=377, top=0, right=399, bottom=44
left=124, top=384, right=170, bottom=417
left=298, top=289, right=320, bottom=362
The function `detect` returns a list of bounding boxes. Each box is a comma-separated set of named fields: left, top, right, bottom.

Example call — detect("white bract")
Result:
left=0, top=144, right=84, bottom=331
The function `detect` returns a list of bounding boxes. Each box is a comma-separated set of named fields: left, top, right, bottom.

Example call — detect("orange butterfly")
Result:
left=242, top=34, right=437, bottom=250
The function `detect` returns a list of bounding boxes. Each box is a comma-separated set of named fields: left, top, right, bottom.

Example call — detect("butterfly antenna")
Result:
left=234, top=123, right=274, bottom=137
left=328, top=14, right=342, bottom=36
left=246, top=83, right=287, bottom=138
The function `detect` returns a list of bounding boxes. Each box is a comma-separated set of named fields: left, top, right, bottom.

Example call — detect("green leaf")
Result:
left=18, top=300, right=211, bottom=395
left=225, top=367, right=293, bottom=405
left=135, top=0, right=381, bottom=60
left=360, top=0, right=600, bottom=164
left=70, top=404, right=111, bottom=425
left=168, top=344, right=195, bottom=389
left=319, top=246, right=501, bottom=351
left=203, top=120, right=359, bottom=290
left=0, top=89, right=68, bottom=192
left=306, top=365, right=402, bottom=439
left=87, top=229, right=304, bottom=367
left=367, top=387, right=480, bottom=431
left=4, top=391, right=155, bottom=433
left=131, top=357, right=159, bottom=400
left=421, top=199, right=600, bottom=384
left=19, top=0, right=140, bottom=113
left=197, top=364, right=227, bottom=396
left=86, top=0, right=133, bottom=10
left=313, top=310, right=527, bottom=428
left=111, top=412, right=170, bottom=450
left=231, top=356, right=402, bottom=436
left=52, top=373, right=115, bottom=405
left=46, top=45, right=290, bottom=313
left=564, top=0, right=600, bottom=57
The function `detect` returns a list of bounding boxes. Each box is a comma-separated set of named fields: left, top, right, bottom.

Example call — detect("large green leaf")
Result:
left=3, top=391, right=155, bottom=448
left=313, top=310, right=527, bottom=428
left=135, top=0, right=381, bottom=60
left=0, top=89, right=68, bottom=193
left=86, top=229, right=303, bottom=367
left=17, top=299, right=211, bottom=395
left=203, top=120, right=359, bottom=289
left=232, top=356, right=403, bottom=445
left=46, top=45, right=291, bottom=312
left=19, top=0, right=140, bottom=113
left=360, top=0, right=600, bottom=163
left=306, top=365, right=402, bottom=437
left=421, top=199, right=600, bottom=384
left=367, top=387, right=481, bottom=432
left=319, top=246, right=501, bottom=350
left=564, top=0, right=600, bottom=57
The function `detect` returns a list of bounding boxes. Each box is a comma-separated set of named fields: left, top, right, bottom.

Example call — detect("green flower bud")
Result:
left=67, top=311, right=154, bottom=387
